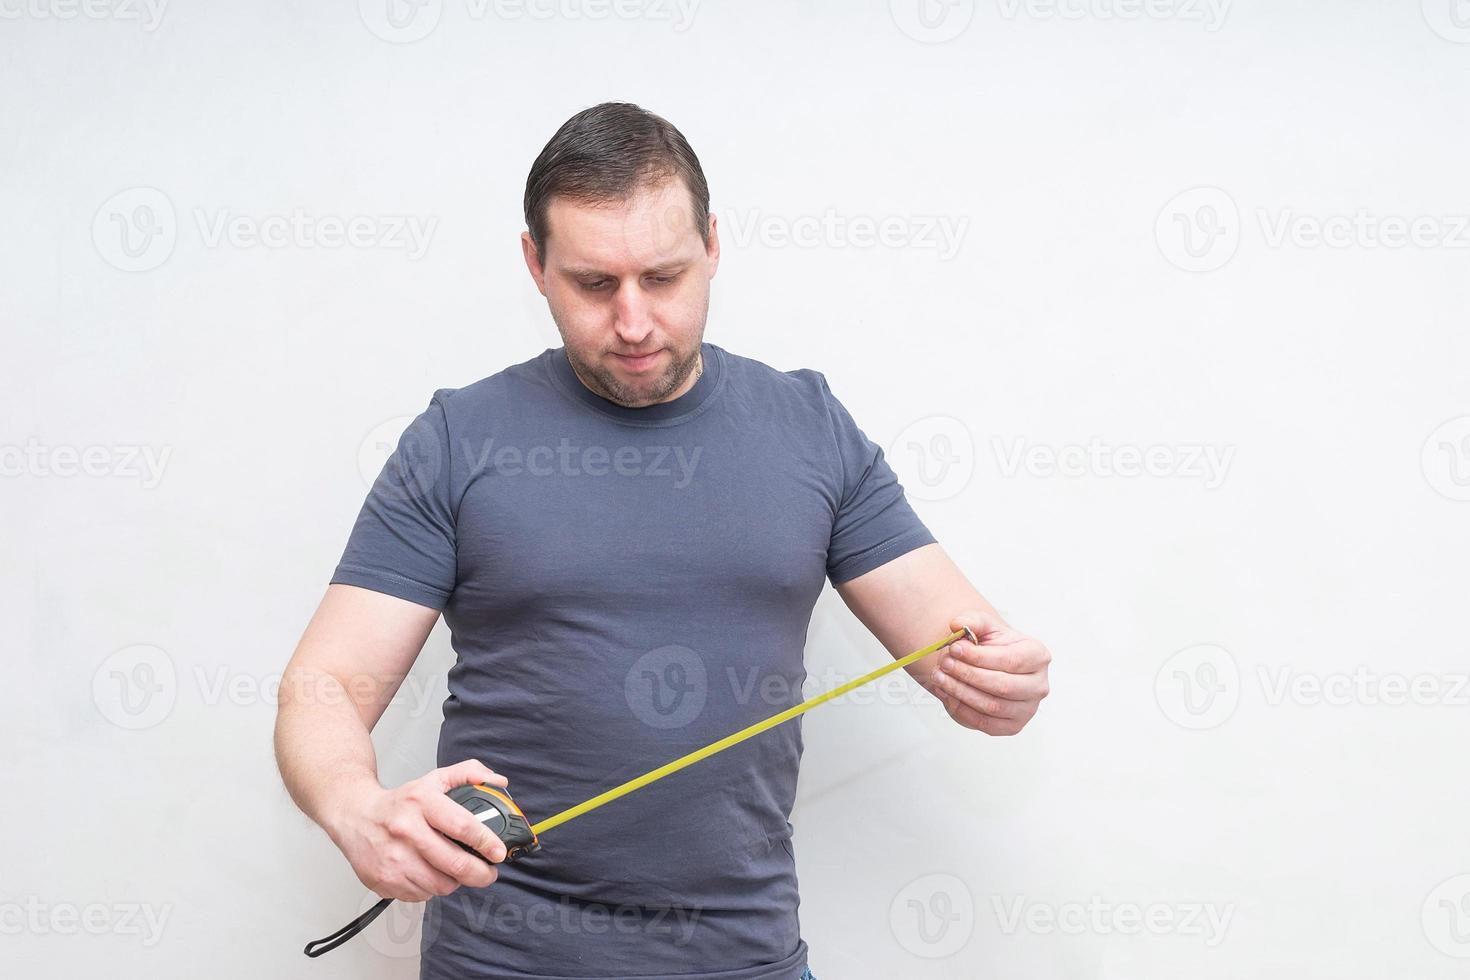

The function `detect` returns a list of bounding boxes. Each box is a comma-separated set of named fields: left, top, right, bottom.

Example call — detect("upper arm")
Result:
left=814, top=371, right=937, bottom=586
left=290, top=390, right=460, bottom=729
left=330, top=389, right=459, bottom=610
left=282, top=583, right=441, bottom=731
left=810, top=372, right=973, bottom=657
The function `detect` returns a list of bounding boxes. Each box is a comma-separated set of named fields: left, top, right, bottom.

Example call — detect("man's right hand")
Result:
left=323, top=759, right=512, bottom=902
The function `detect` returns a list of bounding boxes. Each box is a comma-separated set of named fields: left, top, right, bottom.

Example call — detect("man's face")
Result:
left=522, top=178, right=720, bottom=408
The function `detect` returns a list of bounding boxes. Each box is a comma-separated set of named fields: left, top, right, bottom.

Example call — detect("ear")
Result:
left=705, top=212, right=721, bottom=279
left=521, top=231, right=548, bottom=297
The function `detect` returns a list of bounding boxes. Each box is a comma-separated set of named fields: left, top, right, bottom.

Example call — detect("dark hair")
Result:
left=523, top=102, right=710, bottom=261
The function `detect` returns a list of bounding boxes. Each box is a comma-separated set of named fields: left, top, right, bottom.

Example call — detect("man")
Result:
left=275, top=102, right=1050, bottom=980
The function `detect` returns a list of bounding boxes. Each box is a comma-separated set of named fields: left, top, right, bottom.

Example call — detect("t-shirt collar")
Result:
left=546, top=341, right=723, bottom=424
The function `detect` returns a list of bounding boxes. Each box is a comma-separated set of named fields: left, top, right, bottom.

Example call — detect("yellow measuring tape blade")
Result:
left=530, top=628, right=967, bottom=835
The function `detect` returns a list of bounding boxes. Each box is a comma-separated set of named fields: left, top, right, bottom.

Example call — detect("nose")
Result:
left=611, top=281, right=654, bottom=347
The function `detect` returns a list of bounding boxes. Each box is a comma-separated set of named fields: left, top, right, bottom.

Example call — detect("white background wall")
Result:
left=4, top=2, right=1469, bottom=977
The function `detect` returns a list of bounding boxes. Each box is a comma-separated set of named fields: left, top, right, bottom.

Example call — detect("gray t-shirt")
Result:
left=331, top=342, right=936, bottom=980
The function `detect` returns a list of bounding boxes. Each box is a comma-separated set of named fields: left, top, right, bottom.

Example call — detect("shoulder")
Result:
left=715, top=344, right=841, bottom=417
left=419, top=348, right=558, bottom=425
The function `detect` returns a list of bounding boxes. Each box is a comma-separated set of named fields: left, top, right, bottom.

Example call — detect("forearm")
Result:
left=834, top=543, right=1051, bottom=735
left=274, top=665, right=383, bottom=837
left=836, top=543, right=1003, bottom=688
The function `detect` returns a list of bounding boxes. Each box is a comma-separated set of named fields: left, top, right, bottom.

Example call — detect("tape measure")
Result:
left=304, top=626, right=972, bottom=957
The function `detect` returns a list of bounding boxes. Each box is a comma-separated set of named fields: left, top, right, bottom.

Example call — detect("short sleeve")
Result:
left=818, top=375, right=937, bottom=585
left=329, top=391, right=458, bottom=611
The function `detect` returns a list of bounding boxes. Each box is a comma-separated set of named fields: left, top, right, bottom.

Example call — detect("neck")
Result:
left=662, top=349, right=704, bottom=403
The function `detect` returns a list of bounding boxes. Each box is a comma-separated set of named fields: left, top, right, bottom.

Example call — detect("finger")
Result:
left=405, top=863, right=462, bottom=899
left=940, top=659, right=1049, bottom=703
left=938, top=689, right=1026, bottom=735
left=396, top=805, right=493, bottom=887
left=411, top=819, right=499, bottom=889
left=434, top=759, right=509, bottom=792
left=935, top=670, right=1028, bottom=719
left=359, top=864, right=429, bottom=904
left=947, top=636, right=1050, bottom=676
left=949, top=609, right=1005, bottom=643
left=424, top=793, right=508, bottom=864
left=380, top=879, right=431, bottom=903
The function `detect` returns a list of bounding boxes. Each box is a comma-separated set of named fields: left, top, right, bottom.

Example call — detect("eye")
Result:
left=647, top=274, right=679, bottom=285
left=580, top=279, right=610, bottom=291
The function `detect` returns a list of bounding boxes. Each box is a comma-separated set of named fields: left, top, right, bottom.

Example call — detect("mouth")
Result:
left=610, top=349, right=664, bottom=372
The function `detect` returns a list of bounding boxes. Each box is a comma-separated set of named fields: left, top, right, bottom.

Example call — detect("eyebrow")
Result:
left=561, top=262, right=687, bottom=278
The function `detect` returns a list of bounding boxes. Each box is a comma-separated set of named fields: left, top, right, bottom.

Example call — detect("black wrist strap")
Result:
left=303, top=897, right=394, bottom=957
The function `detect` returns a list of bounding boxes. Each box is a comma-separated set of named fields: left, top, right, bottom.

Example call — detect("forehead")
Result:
left=543, top=179, right=702, bottom=273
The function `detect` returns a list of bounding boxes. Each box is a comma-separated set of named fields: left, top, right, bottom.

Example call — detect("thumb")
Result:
left=949, top=609, right=1004, bottom=644
left=434, top=758, right=509, bottom=792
